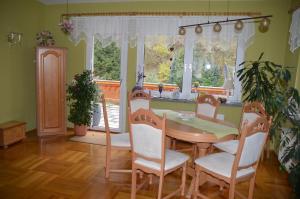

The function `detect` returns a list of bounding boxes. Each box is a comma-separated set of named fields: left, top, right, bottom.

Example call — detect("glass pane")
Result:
left=144, top=35, right=184, bottom=90
left=92, top=40, right=121, bottom=131
left=192, top=39, right=237, bottom=88
left=93, top=40, right=121, bottom=81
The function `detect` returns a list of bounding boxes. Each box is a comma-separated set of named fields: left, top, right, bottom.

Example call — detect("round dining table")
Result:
left=153, top=109, right=239, bottom=198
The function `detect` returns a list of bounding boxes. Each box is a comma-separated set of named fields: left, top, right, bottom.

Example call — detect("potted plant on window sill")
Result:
left=67, top=70, right=99, bottom=136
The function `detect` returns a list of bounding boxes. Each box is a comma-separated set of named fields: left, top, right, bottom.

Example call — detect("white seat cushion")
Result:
left=195, top=152, right=255, bottom=178
left=111, top=133, right=131, bottom=148
left=213, top=140, right=238, bottom=154
left=135, top=149, right=189, bottom=171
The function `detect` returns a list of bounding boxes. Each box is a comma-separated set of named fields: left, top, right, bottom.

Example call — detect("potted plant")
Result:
left=67, top=70, right=99, bottom=136
left=237, top=53, right=300, bottom=197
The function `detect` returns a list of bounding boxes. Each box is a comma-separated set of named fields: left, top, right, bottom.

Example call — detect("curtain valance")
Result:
left=70, top=16, right=255, bottom=48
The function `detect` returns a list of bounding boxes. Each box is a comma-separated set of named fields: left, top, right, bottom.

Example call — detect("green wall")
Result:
left=0, top=0, right=43, bottom=130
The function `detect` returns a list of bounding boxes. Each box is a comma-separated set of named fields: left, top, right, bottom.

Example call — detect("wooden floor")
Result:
left=0, top=131, right=293, bottom=199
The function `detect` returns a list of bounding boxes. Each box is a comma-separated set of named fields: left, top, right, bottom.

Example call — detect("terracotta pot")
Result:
left=74, top=124, right=87, bottom=136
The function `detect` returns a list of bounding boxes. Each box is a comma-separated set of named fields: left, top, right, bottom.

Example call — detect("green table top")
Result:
left=153, top=109, right=239, bottom=139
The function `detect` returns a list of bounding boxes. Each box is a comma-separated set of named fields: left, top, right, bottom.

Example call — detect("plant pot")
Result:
left=74, top=124, right=87, bottom=136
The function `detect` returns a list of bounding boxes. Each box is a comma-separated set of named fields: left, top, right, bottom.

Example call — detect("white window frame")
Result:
left=86, top=34, right=128, bottom=133
left=137, top=33, right=243, bottom=103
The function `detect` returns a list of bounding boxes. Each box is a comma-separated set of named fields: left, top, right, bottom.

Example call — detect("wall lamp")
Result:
left=178, top=15, right=273, bottom=35
left=8, top=32, right=23, bottom=45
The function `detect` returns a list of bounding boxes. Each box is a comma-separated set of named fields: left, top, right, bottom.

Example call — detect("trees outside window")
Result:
left=192, top=39, right=237, bottom=88
left=93, top=40, right=120, bottom=80
left=144, top=36, right=184, bottom=87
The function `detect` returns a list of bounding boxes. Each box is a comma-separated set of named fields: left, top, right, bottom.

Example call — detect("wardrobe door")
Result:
left=36, top=47, right=66, bottom=136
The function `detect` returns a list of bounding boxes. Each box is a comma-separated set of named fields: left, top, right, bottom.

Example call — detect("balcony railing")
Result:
left=96, top=80, right=226, bottom=101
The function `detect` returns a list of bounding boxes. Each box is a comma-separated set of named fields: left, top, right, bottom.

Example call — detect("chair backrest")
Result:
left=195, top=94, right=220, bottom=119
left=100, top=94, right=111, bottom=146
left=240, top=101, right=266, bottom=129
left=129, top=108, right=166, bottom=167
left=128, top=90, right=151, bottom=113
left=232, top=116, right=271, bottom=178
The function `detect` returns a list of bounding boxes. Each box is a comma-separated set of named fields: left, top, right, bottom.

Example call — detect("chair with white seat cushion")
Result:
left=101, top=94, right=131, bottom=178
left=196, top=94, right=220, bottom=119
left=128, top=90, right=151, bottom=113
left=129, top=108, right=189, bottom=199
left=193, top=117, right=271, bottom=199
left=213, top=101, right=266, bottom=155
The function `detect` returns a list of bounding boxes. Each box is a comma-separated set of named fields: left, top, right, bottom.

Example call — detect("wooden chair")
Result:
left=195, top=94, right=220, bottom=120
left=213, top=101, right=267, bottom=155
left=193, top=117, right=272, bottom=199
left=129, top=108, right=189, bottom=199
left=181, top=94, right=220, bottom=156
left=101, top=94, right=131, bottom=178
left=128, top=90, right=151, bottom=113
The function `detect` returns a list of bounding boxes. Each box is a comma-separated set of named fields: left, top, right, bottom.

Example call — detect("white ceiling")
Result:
left=37, top=0, right=268, bottom=5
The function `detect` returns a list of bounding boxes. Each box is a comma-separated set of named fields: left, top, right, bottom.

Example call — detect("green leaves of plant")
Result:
left=238, top=52, right=300, bottom=198
left=67, top=70, right=99, bottom=126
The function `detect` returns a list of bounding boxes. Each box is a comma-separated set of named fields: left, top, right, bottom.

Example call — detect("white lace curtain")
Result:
left=69, top=15, right=255, bottom=48
left=289, top=8, right=300, bottom=53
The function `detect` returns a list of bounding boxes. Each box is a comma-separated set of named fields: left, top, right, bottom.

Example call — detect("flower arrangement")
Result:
left=36, top=31, right=55, bottom=46
left=58, top=19, right=73, bottom=35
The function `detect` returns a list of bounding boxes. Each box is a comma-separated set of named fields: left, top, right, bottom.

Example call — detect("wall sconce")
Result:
left=8, top=32, right=23, bottom=45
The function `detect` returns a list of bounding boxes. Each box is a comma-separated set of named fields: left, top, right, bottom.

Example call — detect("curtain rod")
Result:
left=61, top=11, right=261, bottom=17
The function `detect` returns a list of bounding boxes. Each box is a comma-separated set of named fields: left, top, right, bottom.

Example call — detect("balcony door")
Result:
left=87, top=38, right=127, bottom=133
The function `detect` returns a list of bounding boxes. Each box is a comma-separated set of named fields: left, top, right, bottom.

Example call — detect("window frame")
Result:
left=137, top=31, right=243, bottom=103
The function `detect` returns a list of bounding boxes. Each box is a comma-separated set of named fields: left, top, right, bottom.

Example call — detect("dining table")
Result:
left=153, top=109, right=239, bottom=198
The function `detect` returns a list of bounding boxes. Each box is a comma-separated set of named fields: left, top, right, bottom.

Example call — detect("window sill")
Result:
left=151, top=97, right=242, bottom=107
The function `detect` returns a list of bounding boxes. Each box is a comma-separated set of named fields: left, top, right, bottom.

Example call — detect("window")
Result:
left=93, top=40, right=121, bottom=80
left=140, top=35, right=240, bottom=102
left=192, top=38, right=237, bottom=88
left=143, top=36, right=185, bottom=94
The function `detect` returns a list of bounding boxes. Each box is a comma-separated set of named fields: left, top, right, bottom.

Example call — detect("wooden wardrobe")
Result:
left=36, top=47, right=67, bottom=136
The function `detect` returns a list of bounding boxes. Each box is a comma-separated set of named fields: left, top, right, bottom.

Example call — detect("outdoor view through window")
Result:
left=93, top=40, right=121, bottom=81
left=93, top=37, right=238, bottom=97
left=144, top=35, right=237, bottom=94
left=192, top=38, right=237, bottom=88
left=144, top=36, right=184, bottom=89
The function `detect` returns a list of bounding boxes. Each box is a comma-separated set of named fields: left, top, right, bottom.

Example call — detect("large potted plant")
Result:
left=237, top=53, right=300, bottom=197
left=67, top=70, right=99, bottom=136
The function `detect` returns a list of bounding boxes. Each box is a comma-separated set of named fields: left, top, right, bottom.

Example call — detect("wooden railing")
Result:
left=96, top=80, right=226, bottom=101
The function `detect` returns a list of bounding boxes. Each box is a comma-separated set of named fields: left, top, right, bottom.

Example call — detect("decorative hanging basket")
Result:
left=36, top=31, right=55, bottom=46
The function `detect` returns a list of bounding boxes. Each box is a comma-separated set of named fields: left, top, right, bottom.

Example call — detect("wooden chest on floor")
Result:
left=0, top=121, right=26, bottom=148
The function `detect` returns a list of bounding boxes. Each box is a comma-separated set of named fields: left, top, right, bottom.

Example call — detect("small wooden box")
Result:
left=0, top=121, right=26, bottom=148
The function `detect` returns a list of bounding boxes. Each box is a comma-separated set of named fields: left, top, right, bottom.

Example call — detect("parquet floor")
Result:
left=0, top=131, right=293, bottom=199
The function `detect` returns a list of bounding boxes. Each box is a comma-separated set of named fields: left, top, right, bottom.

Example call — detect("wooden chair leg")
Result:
left=248, top=176, right=256, bottom=199
left=228, top=182, right=236, bottom=199
left=105, top=148, right=111, bottom=178
left=193, top=167, right=200, bottom=199
left=149, top=174, right=153, bottom=185
left=131, top=166, right=137, bottom=199
left=181, top=163, right=187, bottom=196
left=192, top=144, right=198, bottom=165
left=158, top=174, right=164, bottom=199
left=171, top=139, right=177, bottom=150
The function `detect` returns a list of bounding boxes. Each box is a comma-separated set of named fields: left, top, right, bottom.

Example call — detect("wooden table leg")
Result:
left=186, top=143, right=211, bottom=198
